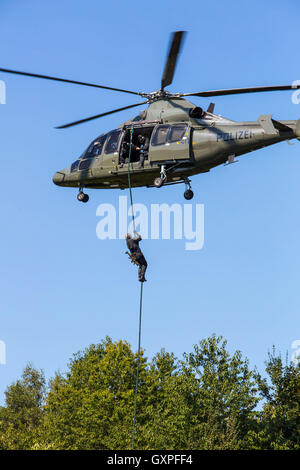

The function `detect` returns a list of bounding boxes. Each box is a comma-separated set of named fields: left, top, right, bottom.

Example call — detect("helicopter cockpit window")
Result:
left=168, top=124, right=188, bottom=143
left=151, top=125, right=170, bottom=146
left=104, top=129, right=122, bottom=154
left=71, top=160, right=80, bottom=172
left=79, top=159, right=93, bottom=171
left=84, top=134, right=107, bottom=159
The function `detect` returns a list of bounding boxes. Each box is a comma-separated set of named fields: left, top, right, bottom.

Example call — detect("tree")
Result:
left=136, top=348, right=189, bottom=449
left=178, top=335, right=259, bottom=449
left=247, top=349, right=300, bottom=450
left=42, top=337, right=141, bottom=449
left=0, top=364, right=45, bottom=449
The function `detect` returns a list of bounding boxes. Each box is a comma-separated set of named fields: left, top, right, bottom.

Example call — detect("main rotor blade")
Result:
left=55, top=101, right=148, bottom=129
left=180, top=84, right=300, bottom=98
left=0, top=68, right=141, bottom=96
left=161, top=31, right=186, bottom=90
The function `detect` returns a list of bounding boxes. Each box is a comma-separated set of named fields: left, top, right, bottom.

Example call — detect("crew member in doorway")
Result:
left=136, top=134, right=149, bottom=169
left=119, top=131, right=131, bottom=167
left=125, top=231, right=148, bottom=282
left=119, top=141, right=129, bottom=167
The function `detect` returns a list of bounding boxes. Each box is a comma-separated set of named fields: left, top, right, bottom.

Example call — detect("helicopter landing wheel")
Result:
left=154, top=177, right=164, bottom=188
left=154, top=165, right=167, bottom=188
left=77, top=191, right=89, bottom=203
left=183, top=177, right=193, bottom=200
left=184, top=189, right=194, bottom=200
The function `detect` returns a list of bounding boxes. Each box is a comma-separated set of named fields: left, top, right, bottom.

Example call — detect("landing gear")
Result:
left=153, top=165, right=167, bottom=188
left=184, top=189, right=194, bottom=200
left=154, top=177, right=164, bottom=188
left=183, top=178, right=194, bottom=200
left=77, top=190, right=89, bottom=203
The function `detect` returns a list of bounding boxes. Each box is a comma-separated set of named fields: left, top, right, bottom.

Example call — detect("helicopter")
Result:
left=1, top=31, right=300, bottom=203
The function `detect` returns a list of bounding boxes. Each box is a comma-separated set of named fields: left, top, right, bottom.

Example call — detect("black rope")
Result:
left=132, top=281, right=144, bottom=450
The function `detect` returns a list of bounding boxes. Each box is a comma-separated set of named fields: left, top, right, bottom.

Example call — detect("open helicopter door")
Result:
left=149, top=123, right=191, bottom=163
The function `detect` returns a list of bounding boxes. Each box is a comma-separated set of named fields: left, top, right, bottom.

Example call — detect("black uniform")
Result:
left=119, top=141, right=129, bottom=165
left=137, top=135, right=149, bottom=168
left=126, top=233, right=147, bottom=282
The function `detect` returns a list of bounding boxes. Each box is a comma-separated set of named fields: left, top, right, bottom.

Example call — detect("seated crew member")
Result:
left=125, top=231, right=147, bottom=282
left=135, top=134, right=149, bottom=169
left=119, top=140, right=129, bottom=167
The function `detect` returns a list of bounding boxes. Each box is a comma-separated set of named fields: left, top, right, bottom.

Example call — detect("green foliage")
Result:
left=246, top=348, right=300, bottom=450
left=0, top=364, right=46, bottom=449
left=42, top=337, right=138, bottom=449
left=179, top=335, right=259, bottom=449
left=0, top=335, right=298, bottom=450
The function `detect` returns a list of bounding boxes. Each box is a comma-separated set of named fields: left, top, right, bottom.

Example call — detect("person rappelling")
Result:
left=125, top=231, right=148, bottom=282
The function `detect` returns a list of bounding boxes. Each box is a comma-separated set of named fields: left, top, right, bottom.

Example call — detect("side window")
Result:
left=84, top=134, right=107, bottom=159
left=168, top=125, right=188, bottom=143
left=79, top=159, right=93, bottom=171
left=151, top=125, right=170, bottom=146
left=105, top=130, right=122, bottom=154
left=71, top=160, right=80, bottom=172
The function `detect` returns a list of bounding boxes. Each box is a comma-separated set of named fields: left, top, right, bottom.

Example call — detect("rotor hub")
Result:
left=140, top=89, right=174, bottom=103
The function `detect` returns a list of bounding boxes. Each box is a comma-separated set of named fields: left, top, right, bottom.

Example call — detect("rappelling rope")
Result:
left=126, top=126, right=144, bottom=449
left=127, top=126, right=136, bottom=233
left=132, top=281, right=144, bottom=450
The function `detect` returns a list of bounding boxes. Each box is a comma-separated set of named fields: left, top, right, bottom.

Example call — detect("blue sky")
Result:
left=0, top=0, right=299, bottom=403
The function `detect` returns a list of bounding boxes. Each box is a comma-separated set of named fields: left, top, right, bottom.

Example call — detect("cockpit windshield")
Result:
left=71, top=160, right=80, bottom=172
left=83, top=134, right=107, bottom=159
left=70, top=130, right=121, bottom=172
